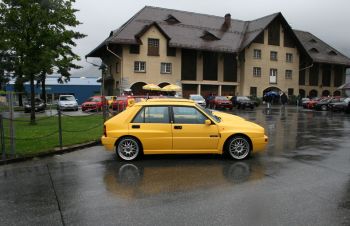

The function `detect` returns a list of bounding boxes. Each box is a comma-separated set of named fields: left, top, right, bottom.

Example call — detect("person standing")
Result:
left=281, top=92, right=288, bottom=107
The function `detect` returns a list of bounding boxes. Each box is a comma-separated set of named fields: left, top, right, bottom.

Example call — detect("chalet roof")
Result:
left=293, top=30, right=350, bottom=66
left=86, top=6, right=350, bottom=66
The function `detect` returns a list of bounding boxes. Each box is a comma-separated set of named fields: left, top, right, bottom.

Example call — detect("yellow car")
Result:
left=102, top=99, right=268, bottom=161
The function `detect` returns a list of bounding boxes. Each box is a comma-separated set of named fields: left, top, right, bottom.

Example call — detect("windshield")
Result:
left=196, top=104, right=221, bottom=123
left=60, top=96, right=75, bottom=101
left=215, top=96, right=228, bottom=101
left=87, top=97, right=101, bottom=102
left=117, top=97, right=127, bottom=101
left=237, top=96, right=250, bottom=101
left=190, top=95, right=204, bottom=101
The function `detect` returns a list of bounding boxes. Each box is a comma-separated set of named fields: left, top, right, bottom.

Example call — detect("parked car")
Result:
left=209, top=96, right=233, bottom=110
left=58, top=95, right=78, bottom=111
left=345, top=101, right=350, bottom=114
left=101, top=98, right=268, bottom=161
left=314, top=97, right=341, bottom=111
left=189, top=94, right=206, bottom=108
left=81, top=96, right=107, bottom=112
left=235, top=96, right=256, bottom=110
left=24, top=98, right=46, bottom=113
left=112, top=96, right=135, bottom=111
left=329, top=97, right=350, bottom=112
left=303, top=97, right=324, bottom=109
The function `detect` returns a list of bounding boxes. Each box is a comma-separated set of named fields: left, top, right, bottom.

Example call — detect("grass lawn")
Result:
left=2, top=114, right=104, bottom=157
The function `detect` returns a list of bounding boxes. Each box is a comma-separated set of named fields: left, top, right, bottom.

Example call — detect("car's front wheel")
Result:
left=321, top=105, right=328, bottom=111
left=116, top=137, right=141, bottom=161
left=226, top=135, right=251, bottom=160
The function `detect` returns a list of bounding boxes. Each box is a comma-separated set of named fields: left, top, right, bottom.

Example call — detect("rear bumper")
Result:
left=253, top=135, right=268, bottom=153
left=101, top=136, right=117, bottom=151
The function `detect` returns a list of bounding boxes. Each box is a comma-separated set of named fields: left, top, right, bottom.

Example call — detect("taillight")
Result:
left=103, top=125, right=107, bottom=137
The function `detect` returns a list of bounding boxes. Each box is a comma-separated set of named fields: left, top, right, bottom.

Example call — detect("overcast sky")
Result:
left=71, top=0, right=350, bottom=77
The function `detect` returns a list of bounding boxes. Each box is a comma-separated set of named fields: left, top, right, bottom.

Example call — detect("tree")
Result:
left=0, top=0, right=85, bottom=124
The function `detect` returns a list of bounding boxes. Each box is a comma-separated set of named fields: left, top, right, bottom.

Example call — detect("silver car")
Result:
left=58, top=95, right=79, bottom=111
left=189, top=94, right=206, bottom=107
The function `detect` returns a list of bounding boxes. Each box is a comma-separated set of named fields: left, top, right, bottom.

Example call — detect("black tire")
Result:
left=116, top=137, right=142, bottom=161
left=321, top=105, right=327, bottom=111
left=225, top=135, right=251, bottom=160
left=250, top=106, right=254, bottom=110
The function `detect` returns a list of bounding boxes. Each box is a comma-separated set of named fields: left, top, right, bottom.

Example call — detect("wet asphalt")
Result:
left=0, top=106, right=350, bottom=226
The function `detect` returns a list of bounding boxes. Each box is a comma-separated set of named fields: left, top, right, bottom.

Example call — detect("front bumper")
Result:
left=253, top=135, right=268, bottom=153
left=60, top=105, right=78, bottom=110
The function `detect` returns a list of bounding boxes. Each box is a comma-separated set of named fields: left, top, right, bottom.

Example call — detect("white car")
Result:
left=189, top=94, right=206, bottom=107
left=58, top=95, right=79, bottom=111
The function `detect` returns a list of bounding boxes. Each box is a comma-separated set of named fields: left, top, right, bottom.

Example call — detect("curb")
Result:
left=0, top=140, right=101, bottom=165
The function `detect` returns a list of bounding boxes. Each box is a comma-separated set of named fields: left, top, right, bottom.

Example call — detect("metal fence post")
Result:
left=58, top=108, right=63, bottom=150
left=9, top=92, right=15, bottom=158
left=0, top=114, right=5, bottom=161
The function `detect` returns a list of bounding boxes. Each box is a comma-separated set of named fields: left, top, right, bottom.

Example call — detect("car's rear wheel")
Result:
left=116, top=137, right=141, bottom=161
left=226, top=135, right=251, bottom=160
left=321, top=105, right=327, bottom=111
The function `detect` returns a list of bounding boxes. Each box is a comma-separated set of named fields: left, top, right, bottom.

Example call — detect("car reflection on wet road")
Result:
left=0, top=106, right=350, bottom=226
left=103, top=159, right=265, bottom=199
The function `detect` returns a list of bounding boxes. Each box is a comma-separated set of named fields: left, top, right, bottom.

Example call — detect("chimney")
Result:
left=222, top=13, right=231, bottom=31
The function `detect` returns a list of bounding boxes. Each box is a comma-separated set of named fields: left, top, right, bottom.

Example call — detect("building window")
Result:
left=253, top=67, right=261, bottom=77
left=129, top=45, right=140, bottom=54
left=270, top=68, right=278, bottom=84
left=299, top=70, right=305, bottom=85
left=270, top=51, right=278, bottom=61
left=286, top=53, right=293, bottom=63
left=250, top=87, right=257, bottom=97
left=167, top=46, right=176, bottom=56
left=134, top=61, right=146, bottom=73
left=285, top=70, right=293, bottom=79
left=161, top=63, right=172, bottom=74
left=253, top=49, right=261, bottom=59
left=148, top=38, right=159, bottom=56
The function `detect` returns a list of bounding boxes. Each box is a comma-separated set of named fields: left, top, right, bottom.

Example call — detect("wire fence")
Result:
left=0, top=92, right=129, bottom=161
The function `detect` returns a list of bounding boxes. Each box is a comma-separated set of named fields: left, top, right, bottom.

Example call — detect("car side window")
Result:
left=172, top=106, right=207, bottom=124
left=132, top=106, right=169, bottom=123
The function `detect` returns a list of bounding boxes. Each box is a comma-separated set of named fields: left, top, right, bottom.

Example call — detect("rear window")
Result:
left=132, top=106, right=169, bottom=123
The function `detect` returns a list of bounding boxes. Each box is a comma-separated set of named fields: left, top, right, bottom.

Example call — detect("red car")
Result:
left=209, top=96, right=233, bottom=110
left=304, top=97, right=326, bottom=109
left=111, top=96, right=147, bottom=111
left=81, top=96, right=107, bottom=112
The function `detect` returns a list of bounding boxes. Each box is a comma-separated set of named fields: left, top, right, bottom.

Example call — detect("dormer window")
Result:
left=200, top=31, right=220, bottom=41
left=309, top=48, right=319, bottom=53
left=309, top=39, right=317, bottom=43
left=328, top=50, right=337, bottom=55
left=164, top=14, right=180, bottom=24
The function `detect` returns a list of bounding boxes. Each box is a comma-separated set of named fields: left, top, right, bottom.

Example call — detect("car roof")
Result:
left=135, top=98, right=195, bottom=106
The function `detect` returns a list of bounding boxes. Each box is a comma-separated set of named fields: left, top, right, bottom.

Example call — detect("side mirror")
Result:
left=205, top=119, right=212, bottom=126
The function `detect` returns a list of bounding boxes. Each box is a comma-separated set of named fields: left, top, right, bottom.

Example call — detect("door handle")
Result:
left=132, top=125, right=140, bottom=129
left=174, top=125, right=182, bottom=129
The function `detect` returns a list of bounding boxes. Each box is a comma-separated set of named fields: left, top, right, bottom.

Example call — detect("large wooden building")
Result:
left=86, top=6, right=350, bottom=98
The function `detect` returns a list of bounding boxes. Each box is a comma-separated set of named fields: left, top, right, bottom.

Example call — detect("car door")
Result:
left=171, top=106, right=219, bottom=152
left=129, top=106, right=172, bottom=153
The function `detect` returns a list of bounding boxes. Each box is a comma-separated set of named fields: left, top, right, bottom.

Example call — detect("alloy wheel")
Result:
left=117, top=138, right=140, bottom=161
left=228, top=136, right=250, bottom=160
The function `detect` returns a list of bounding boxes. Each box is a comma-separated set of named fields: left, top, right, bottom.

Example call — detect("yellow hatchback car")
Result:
left=101, top=99, right=268, bottom=161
